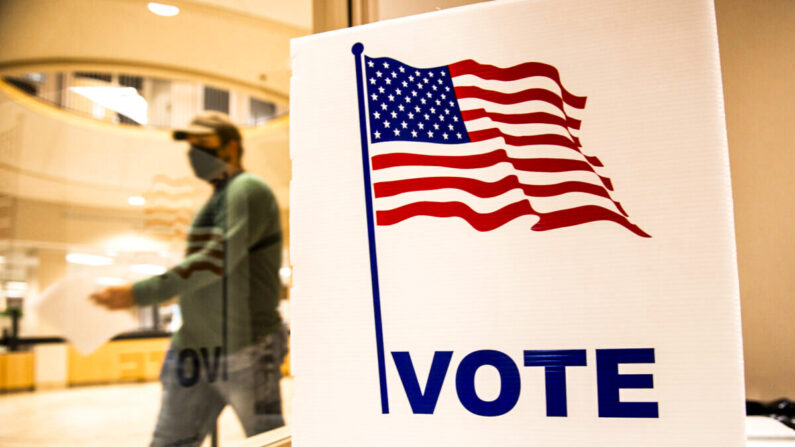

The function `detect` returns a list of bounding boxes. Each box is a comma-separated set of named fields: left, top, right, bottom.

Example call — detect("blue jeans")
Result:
left=149, top=328, right=287, bottom=447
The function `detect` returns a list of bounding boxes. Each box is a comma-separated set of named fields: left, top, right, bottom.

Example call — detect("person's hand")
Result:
left=90, top=284, right=136, bottom=310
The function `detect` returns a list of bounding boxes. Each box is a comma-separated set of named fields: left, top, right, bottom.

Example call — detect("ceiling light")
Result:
left=66, top=253, right=114, bottom=266
left=148, top=2, right=179, bottom=17
left=128, top=196, right=146, bottom=206
left=131, top=264, right=167, bottom=275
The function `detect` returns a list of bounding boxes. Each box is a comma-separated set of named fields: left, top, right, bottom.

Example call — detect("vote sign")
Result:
left=289, top=0, right=745, bottom=445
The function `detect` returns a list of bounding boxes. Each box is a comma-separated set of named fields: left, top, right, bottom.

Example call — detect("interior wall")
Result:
left=715, top=0, right=795, bottom=401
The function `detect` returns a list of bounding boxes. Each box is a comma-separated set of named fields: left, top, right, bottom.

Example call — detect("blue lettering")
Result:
left=524, top=349, right=587, bottom=417
left=455, top=350, right=520, bottom=417
left=596, top=348, right=659, bottom=418
left=392, top=351, right=452, bottom=414
left=389, top=347, right=659, bottom=418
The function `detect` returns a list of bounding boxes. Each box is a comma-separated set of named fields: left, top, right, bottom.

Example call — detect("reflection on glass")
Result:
left=0, top=82, right=291, bottom=445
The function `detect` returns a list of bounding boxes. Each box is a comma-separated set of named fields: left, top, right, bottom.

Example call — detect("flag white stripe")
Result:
left=374, top=188, right=621, bottom=216
left=462, top=120, right=579, bottom=139
left=371, top=164, right=608, bottom=186
left=451, top=75, right=567, bottom=96
left=368, top=139, right=586, bottom=159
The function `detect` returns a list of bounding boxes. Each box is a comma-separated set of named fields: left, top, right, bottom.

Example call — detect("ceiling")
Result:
left=185, top=0, right=312, bottom=30
left=0, top=0, right=313, bottom=102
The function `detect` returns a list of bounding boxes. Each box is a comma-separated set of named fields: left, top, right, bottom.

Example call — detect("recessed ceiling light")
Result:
left=148, top=2, right=179, bottom=17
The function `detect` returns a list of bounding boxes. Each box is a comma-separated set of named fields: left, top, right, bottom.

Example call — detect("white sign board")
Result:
left=290, top=0, right=745, bottom=445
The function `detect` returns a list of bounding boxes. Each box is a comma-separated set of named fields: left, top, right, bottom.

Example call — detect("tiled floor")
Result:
left=0, top=378, right=293, bottom=447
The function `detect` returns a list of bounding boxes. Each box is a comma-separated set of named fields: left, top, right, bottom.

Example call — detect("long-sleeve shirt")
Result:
left=133, top=172, right=283, bottom=353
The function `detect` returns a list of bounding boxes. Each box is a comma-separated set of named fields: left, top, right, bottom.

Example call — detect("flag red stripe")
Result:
left=461, top=107, right=582, bottom=148
left=376, top=200, right=648, bottom=236
left=531, top=205, right=649, bottom=237
left=460, top=108, right=581, bottom=131
left=466, top=128, right=602, bottom=167
left=373, top=175, right=627, bottom=216
left=468, top=128, right=577, bottom=149
left=371, top=149, right=614, bottom=190
left=448, top=59, right=587, bottom=109
left=454, top=86, right=585, bottom=150
left=454, top=85, right=579, bottom=111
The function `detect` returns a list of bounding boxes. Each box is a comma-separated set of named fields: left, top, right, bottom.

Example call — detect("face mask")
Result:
left=188, top=145, right=228, bottom=182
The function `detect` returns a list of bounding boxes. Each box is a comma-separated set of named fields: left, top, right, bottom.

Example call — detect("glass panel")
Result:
left=0, top=1, right=304, bottom=444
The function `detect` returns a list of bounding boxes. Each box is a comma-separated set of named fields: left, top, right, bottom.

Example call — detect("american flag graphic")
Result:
left=362, top=55, right=649, bottom=237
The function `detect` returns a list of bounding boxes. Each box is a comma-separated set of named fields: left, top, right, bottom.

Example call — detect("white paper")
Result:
left=31, top=275, right=139, bottom=355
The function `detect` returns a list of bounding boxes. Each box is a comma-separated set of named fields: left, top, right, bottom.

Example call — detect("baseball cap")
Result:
left=172, top=110, right=242, bottom=143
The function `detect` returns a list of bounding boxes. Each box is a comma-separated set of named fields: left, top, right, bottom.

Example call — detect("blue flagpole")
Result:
left=352, top=42, right=389, bottom=414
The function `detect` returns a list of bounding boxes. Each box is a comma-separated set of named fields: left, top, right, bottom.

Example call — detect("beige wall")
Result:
left=716, top=0, right=795, bottom=400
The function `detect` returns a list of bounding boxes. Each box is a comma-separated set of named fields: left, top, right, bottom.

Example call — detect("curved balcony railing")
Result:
left=2, top=71, right=287, bottom=130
